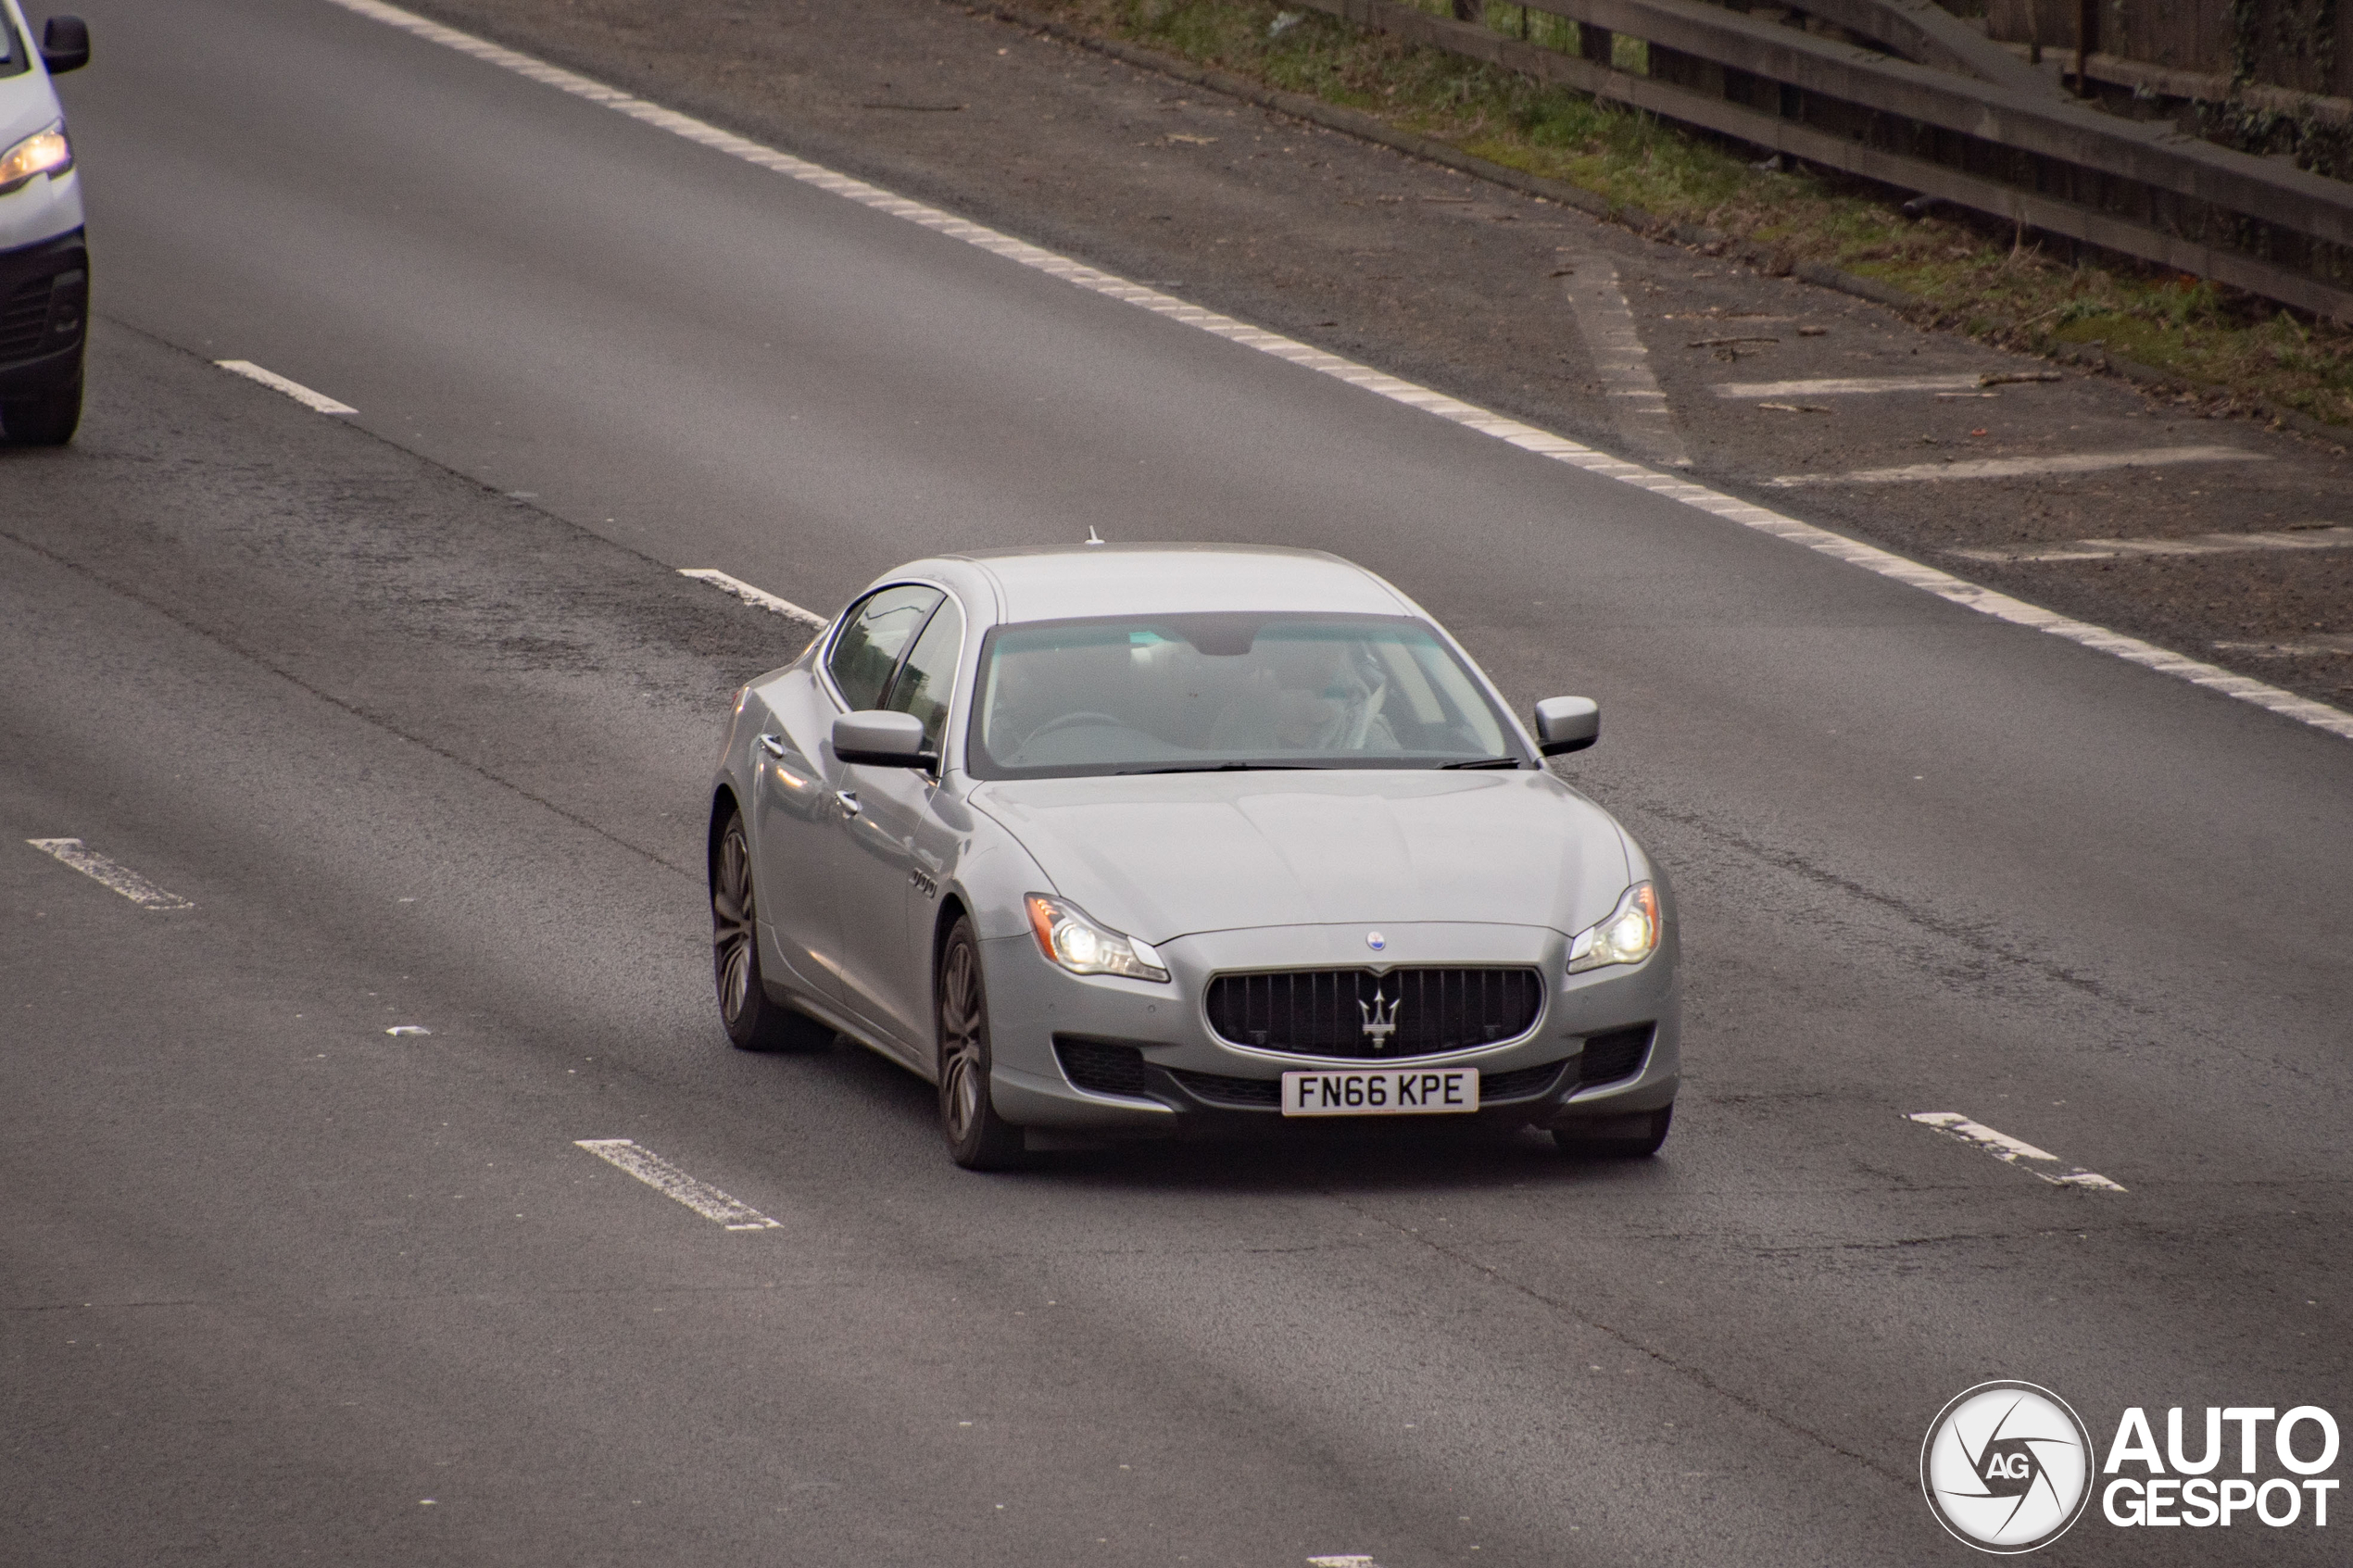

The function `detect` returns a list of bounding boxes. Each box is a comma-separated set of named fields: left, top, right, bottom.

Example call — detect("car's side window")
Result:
left=883, top=597, right=964, bottom=753
left=828, top=585, right=944, bottom=711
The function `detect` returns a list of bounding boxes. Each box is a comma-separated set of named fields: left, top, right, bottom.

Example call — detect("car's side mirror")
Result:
left=1532, top=696, right=1600, bottom=756
left=834, top=709, right=936, bottom=768
left=40, top=16, right=89, bottom=74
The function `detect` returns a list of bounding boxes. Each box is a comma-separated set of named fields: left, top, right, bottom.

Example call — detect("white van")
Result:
left=0, top=2, right=83, bottom=445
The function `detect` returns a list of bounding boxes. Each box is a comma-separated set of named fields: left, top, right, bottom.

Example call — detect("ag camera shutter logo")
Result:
left=1921, top=1382, right=2095, bottom=1553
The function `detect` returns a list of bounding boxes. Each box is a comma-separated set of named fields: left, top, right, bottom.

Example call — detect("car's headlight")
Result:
left=1567, top=883, right=1660, bottom=973
left=1026, top=894, right=1169, bottom=982
left=0, top=123, right=72, bottom=196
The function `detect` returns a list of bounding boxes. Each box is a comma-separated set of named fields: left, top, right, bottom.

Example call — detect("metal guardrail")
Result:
left=1296, top=0, right=2353, bottom=320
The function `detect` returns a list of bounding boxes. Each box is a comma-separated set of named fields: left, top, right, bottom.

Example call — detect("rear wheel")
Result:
left=711, top=809, right=829, bottom=1052
left=3, top=368, right=82, bottom=446
left=1553, top=1103, right=1672, bottom=1158
left=937, top=918, right=1025, bottom=1170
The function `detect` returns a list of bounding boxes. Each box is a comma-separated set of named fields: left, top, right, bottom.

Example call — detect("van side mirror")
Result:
left=1533, top=696, right=1599, bottom=756
left=833, top=709, right=935, bottom=768
left=40, top=17, right=90, bottom=74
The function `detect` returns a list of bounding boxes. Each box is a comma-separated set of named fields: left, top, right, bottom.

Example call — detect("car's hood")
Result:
left=0, top=58, right=63, bottom=149
left=969, top=771, right=1632, bottom=944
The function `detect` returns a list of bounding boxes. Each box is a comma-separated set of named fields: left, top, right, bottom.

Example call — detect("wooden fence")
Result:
left=1295, top=0, right=2353, bottom=320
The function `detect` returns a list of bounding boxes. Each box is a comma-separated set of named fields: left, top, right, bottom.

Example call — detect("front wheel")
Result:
left=3, top=369, right=82, bottom=446
left=937, top=919, right=1025, bottom=1170
left=1553, top=1103, right=1672, bottom=1159
left=711, top=809, right=830, bottom=1052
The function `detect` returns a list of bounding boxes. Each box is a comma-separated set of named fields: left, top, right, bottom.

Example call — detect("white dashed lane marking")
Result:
left=214, top=360, right=359, bottom=415
left=1717, top=374, right=1983, bottom=397
left=321, top=0, right=2353, bottom=746
left=1768, top=445, right=2264, bottom=488
left=677, top=569, right=828, bottom=628
left=1907, top=1112, right=2126, bottom=1191
left=574, top=1138, right=783, bottom=1230
left=1561, top=260, right=1692, bottom=469
left=25, top=838, right=194, bottom=909
left=1951, top=524, right=2353, bottom=564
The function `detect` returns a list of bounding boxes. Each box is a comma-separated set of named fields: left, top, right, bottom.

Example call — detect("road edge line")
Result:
left=313, top=0, right=2353, bottom=746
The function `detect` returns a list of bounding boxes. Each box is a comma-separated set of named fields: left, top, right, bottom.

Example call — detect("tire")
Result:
left=4, top=370, right=82, bottom=446
left=711, top=809, right=829, bottom=1052
left=936, top=918, right=1025, bottom=1170
left=1553, top=1103, right=1672, bottom=1159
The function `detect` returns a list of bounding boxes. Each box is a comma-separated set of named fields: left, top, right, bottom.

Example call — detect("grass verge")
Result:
left=1016, top=0, right=2353, bottom=430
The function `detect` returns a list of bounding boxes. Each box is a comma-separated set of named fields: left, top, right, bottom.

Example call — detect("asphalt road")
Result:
left=4, top=1, right=2347, bottom=1564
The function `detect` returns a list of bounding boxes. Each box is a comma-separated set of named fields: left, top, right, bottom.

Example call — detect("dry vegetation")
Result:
left=1022, top=0, right=2353, bottom=428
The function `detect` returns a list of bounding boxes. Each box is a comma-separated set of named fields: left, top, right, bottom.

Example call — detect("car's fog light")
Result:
left=1568, top=883, right=1660, bottom=973
left=1026, top=894, right=1170, bottom=982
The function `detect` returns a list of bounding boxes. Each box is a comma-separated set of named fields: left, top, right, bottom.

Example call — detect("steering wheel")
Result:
left=1019, top=710, right=1129, bottom=749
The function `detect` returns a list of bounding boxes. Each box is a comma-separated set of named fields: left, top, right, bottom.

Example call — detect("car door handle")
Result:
left=835, top=790, right=861, bottom=818
left=756, top=734, right=787, bottom=759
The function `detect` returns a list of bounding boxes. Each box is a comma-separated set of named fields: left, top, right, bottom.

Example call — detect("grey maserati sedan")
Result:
left=707, top=545, right=1680, bottom=1169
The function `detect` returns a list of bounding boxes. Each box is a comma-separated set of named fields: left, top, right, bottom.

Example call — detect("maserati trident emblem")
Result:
left=1365, top=931, right=1386, bottom=951
left=1359, top=988, right=1400, bottom=1050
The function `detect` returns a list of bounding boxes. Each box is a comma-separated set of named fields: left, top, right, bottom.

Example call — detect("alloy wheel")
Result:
left=713, top=821, right=757, bottom=1029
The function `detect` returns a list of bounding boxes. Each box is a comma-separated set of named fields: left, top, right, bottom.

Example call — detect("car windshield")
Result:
left=967, top=612, right=1523, bottom=779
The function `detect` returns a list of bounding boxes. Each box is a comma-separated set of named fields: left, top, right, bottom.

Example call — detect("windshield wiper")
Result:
left=1114, top=762, right=1317, bottom=775
left=1439, top=756, right=1525, bottom=770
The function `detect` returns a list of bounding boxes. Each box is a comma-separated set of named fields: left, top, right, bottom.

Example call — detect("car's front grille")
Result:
left=1204, top=967, right=1544, bottom=1060
left=1054, top=1037, right=1156, bottom=1098
left=1577, top=1024, right=1654, bottom=1087
left=1481, top=1060, right=1569, bottom=1100
left=0, top=280, right=53, bottom=359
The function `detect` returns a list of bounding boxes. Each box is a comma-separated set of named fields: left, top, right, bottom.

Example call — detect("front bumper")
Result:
left=981, top=921, right=1680, bottom=1136
left=0, top=229, right=86, bottom=398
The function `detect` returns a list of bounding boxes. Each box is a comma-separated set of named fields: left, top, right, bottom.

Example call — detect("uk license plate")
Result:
left=1279, top=1066, right=1480, bottom=1117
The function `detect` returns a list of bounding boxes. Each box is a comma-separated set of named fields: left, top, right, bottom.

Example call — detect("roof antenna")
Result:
left=1085, top=525, right=1106, bottom=546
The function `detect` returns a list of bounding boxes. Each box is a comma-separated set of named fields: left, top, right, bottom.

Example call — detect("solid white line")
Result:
left=1768, top=445, right=2264, bottom=487
left=215, top=359, right=359, bottom=415
left=1717, top=374, right=1982, bottom=397
left=677, top=568, right=829, bottom=628
left=1906, top=1112, right=2126, bottom=1192
left=25, top=838, right=194, bottom=909
left=574, top=1138, right=782, bottom=1229
left=311, top=0, right=2353, bottom=746
left=1951, top=524, right=2353, bottom=564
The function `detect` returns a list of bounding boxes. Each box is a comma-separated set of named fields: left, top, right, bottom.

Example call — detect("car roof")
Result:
left=934, top=544, right=1415, bottom=624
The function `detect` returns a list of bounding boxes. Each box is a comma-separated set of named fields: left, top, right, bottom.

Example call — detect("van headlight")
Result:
left=1568, top=883, right=1660, bottom=973
left=0, top=123, right=72, bottom=196
left=1026, top=894, right=1169, bottom=982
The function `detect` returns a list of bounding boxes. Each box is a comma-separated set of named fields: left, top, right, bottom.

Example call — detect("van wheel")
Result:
left=4, top=370, right=82, bottom=446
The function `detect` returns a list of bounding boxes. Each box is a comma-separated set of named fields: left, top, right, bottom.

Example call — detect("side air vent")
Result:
left=1577, top=1024, right=1655, bottom=1087
left=1053, top=1036, right=1155, bottom=1098
left=0, top=279, right=54, bottom=359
